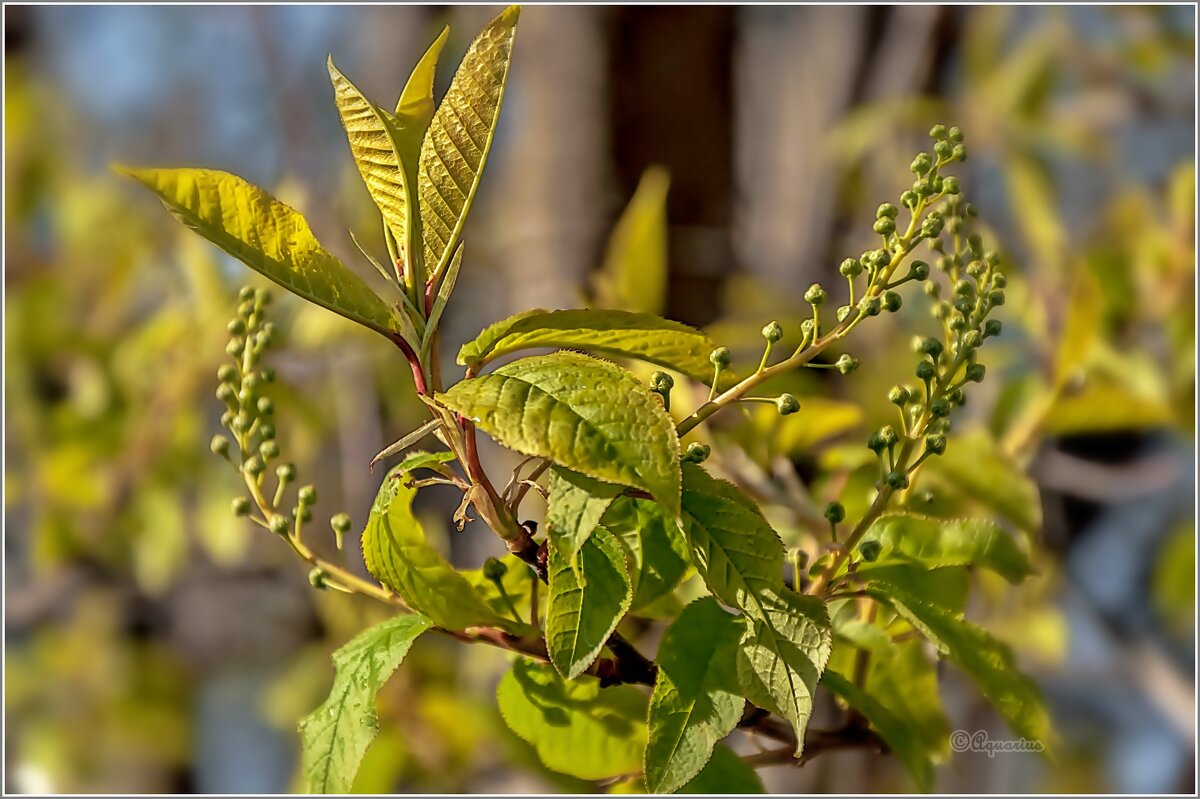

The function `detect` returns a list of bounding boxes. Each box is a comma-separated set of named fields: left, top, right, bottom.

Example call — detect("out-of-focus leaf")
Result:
left=822, top=670, right=933, bottom=791
left=361, top=465, right=504, bottom=630
left=438, top=352, right=681, bottom=514
left=497, top=659, right=647, bottom=780
left=418, top=6, right=519, bottom=280
left=118, top=167, right=405, bottom=338
left=1007, top=155, right=1064, bottom=272
left=546, top=527, right=632, bottom=679
left=675, top=743, right=764, bottom=794
left=1152, top=523, right=1195, bottom=636
left=1054, top=267, right=1102, bottom=386
left=859, top=513, right=1032, bottom=584
left=1042, top=380, right=1175, bottom=435
left=645, top=598, right=744, bottom=793
left=593, top=166, right=670, bottom=315
left=923, top=430, right=1042, bottom=534
left=868, top=641, right=951, bottom=764
left=457, top=308, right=728, bottom=388
left=298, top=613, right=432, bottom=794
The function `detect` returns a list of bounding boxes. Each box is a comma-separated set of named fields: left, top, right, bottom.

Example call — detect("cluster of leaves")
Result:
left=122, top=6, right=1053, bottom=794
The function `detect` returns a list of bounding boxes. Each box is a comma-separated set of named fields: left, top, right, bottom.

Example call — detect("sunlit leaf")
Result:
left=605, top=497, right=691, bottom=613
left=593, top=166, right=670, bottom=315
left=859, top=513, right=1033, bottom=584
left=923, top=430, right=1042, bottom=534
left=547, top=467, right=623, bottom=566
left=546, top=527, right=632, bottom=679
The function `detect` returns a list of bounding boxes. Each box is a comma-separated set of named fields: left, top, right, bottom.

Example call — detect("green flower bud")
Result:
left=298, top=485, right=317, bottom=506
left=804, top=284, right=827, bottom=306
left=237, top=300, right=255, bottom=318
left=254, top=288, right=272, bottom=306
left=942, top=176, right=960, bottom=195
left=921, top=216, right=944, bottom=238
left=331, top=513, right=352, bottom=534
left=226, top=338, right=245, bottom=357
left=954, top=298, right=974, bottom=315
left=965, top=363, right=986, bottom=383
left=932, top=301, right=951, bottom=320
left=988, top=290, right=1005, bottom=307
left=946, top=217, right=964, bottom=235
left=900, top=190, right=918, bottom=208
left=257, top=397, right=274, bottom=415
left=921, top=338, right=944, bottom=359
left=910, top=153, right=933, bottom=175
left=238, top=286, right=255, bottom=302
left=948, top=126, right=963, bottom=143
left=949, top=316, right=968, bottom=333
left=925, top=433, right=947, bottom=456
left=948, top=387, right=966, bottom=405
left=761, top=321, right=784, bottom=343
left=307, top=567, right=327, bottom=590
left=930, top=398, right=951, bottom=418
left=775, top=393, right=801, bottom=416
left=885, top=470, right=910, bottom=490
left=983, top=319, right=1003, bottom=339
left=913, top=178, right=932, bottom=197
left=276, top=463, right=296, bottom=483
left=879, top=425, right=898, bottom=447
left=873, top=217, right=896, bottom=236
left=295, top=505, right=313, bottom=523
left=244, top=455, right=264, bottom=476
left=483, top=557, right=508, bottom=581
left=985, top=250, right=1001, bottom=267
left=261, top=367, right=277, bottom=383
left=237, top=387, right=254, bottom=405
left=243, top=373, right=261, bottom=392
left=220, top=410, right=235, bottom=428
left=866, top=431, right=886, bottom=453
left=269, top=514, right=290, bottom=535
left=888, top=385, right=910, bottom=406
left=952, top=143, right=967, bottom=162
left=930, top=237, right=946, bottom=253
left=863, top=297, right=882, bottom=317
left=682, top=442, right=711, bottom=464
left=991, top=273, right=1007, bottom=289
left=916, top=360, right=937, bottom=381
left=210, top=434, right=231, bottom=457
left=909, top=261, right=930, bottom=281
left=709, top=347, right=731, bottom=369
left=858, top=539, right=883, bottom=563
left=259, top=423, right=276, bottom=441
left=227, top=318, right=246, bottom=336
left=800, top=319, right=815, bottom=338
left=882, top=291, right=902, bottom=313
left=650, top=371, right=674, bottom=392
left=824, top=502, right=845, bottom=524
left=876, top=203, right=899, bottom=220
left=839, top=258, right=863, bottom=278
left=934, top=140, right=952, bottom=159
left=231, top=497, right=252, bottom=517
left=260, top=440, right=280, bottom=461
left=965, top=260, right=985, bottom=278
left=835, top=354, right=859, bottom=375
left=247, top=312, right=261, bottom=331
left=962, top=330, right=983, bottom=350
left=216, top=383, right=237, bottom=404
left=924, top=281, right=941, bottom=298
left=954, top=279, right=975, bottom=299
left=231, top=412, right=250, bottom=433
left=930, top=123, right=948, bottom=140
left=217, top=364, right=237, bottom=382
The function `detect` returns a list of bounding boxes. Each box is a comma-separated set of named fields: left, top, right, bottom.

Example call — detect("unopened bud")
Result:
left=775, top=393, right=801, bottom=416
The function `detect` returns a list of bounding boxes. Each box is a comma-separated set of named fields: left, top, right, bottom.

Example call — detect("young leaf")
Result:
left=604, top=497, right=691, bottom=612
left=496, top=659, right=647, bottom=780
left=361, top=465, right=504, bottom=630
left=298, top=614, right=432, bottom=794
left=873, top=587, right=1054, bottom=750
left=857, top=564, right=970, bottom=614
left=419, top=5, right=519, bottom=281
left=370, top=418, right=440, bottom=470
left=868, top=641, right=952, bottom=766
left=677, top=744, right=765, bottom=794
left=644, top=598, right=745, bottom=794
left=678, top=464, right=784, bottom=619
left=457, top=308, right=730, bottom=388
left=546, top=526, right=632, bottom=679
left=821, top=670, right=934, bottom=792
left=438, top=352, right=681, bottom=515
left=735, top=587, right=833, bottom=756
left=118, top=167, right=405, bottom=338
left=547, top=467, right=623, bottom=566
left=859, top=513, right=1032, bottom=584
left=593, top=166, right=670, bottom=316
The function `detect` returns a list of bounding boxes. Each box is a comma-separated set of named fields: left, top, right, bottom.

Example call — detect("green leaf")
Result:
left=821, top=670, right=933, bottom=792
left=418, top=5, right=519, bottom=281
left=393, top=449, right=456, bottom=475
left=604, top=497, right=691, bottom=613
left=457, top=308, right=729, bottom=388
left=546, top=527, right=633, bottom=679
left=547, top=467, right=623, bottom=566
left=118, top=167, right=404, bottom=337
left=497, top=659, right=647, bottom=780
left=833, top=618, right=897, bottom=657
left=361, top=465, right=503, bottom=630
left=678, top=464, right=783, bottom=619
left=860, top=513, right=1032, bottom=584
left=438, top=352, right=681, bottom=514
left=645, top=598, right=745, bottom=794
left=677, top=744, right=764, bottom=794
left=857, top=564, right=970, bottom=614
left=868, top=641, right=952, bottom=766
left=593, top=166, right=670, bottom=316
left=462, top=553, right=535, bottom=624
left=924, top=430, right=1042, bottom=534
left=874, top=588, right=1054, bottom=749
left=735, top=587, right=833, bottom=756
left=370, top=418, right=440, bottom=470
left=298, top=614, right=432, bottom=793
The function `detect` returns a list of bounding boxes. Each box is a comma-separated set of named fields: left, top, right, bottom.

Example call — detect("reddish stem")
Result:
left=392, top=335, right=427, bottom=395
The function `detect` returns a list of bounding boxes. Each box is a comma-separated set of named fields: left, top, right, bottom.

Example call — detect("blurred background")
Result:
left=3, top=4, right=1195, bottom=794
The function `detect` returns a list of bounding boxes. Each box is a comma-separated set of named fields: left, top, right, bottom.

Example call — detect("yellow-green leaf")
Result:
left=418, top=5, right=519, bottom=280
left=438, top=352, right=681, bottom=515
left=361, top=465, right=504, bottom=631
left=593, top=166, right=670, bottom=315
left=457, top=308, right=730, bottom=388
left=546, top=526, right=632, bottom=679
left=119, top=166, right=404, bottom=338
